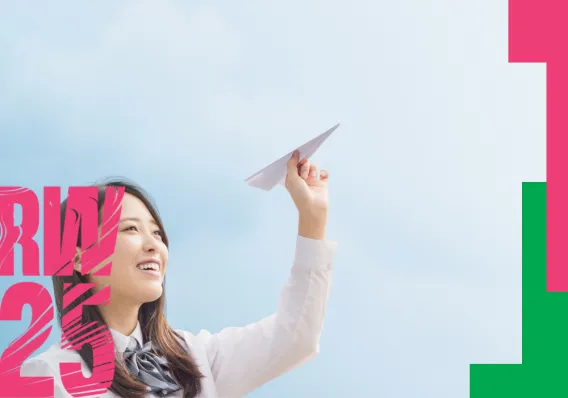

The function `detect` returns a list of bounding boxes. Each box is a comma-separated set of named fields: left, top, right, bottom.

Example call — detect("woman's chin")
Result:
left=135, top=284, right=164, bottom=303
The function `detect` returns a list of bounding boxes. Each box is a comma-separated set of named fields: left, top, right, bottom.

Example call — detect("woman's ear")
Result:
left=73, top=247, right=82, bottom=274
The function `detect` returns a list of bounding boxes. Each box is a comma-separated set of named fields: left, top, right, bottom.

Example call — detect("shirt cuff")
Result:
left=293, top=234, right=338, bottom=271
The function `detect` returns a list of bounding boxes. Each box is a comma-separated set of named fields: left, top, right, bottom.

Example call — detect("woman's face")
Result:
left=85, top=193, right=169, bottom=305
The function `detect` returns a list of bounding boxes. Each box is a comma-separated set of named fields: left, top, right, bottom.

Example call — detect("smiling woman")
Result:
left=21, top=152, right=338, bottom=398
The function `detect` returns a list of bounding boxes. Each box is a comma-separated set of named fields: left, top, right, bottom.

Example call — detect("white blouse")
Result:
left=21, top=235, right=338, bottom=397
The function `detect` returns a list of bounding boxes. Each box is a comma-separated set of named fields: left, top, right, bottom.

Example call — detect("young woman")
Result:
left=22, top=151, right=338, bottom=397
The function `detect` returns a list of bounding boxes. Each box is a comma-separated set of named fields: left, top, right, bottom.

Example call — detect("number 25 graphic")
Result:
left=0, top=186, right=123, bottom=397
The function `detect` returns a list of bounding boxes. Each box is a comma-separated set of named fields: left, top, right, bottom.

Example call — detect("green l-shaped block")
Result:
left=470, top=182, right=568, bottom=396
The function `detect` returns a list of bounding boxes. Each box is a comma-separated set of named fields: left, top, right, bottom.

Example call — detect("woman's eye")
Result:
left=122, top=226, right=161, bottom=236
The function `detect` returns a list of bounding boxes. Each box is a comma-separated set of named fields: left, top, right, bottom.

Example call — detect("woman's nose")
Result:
left=142, top=232, right=159, bottom=252
left=143, top=243, right=157, bottom=252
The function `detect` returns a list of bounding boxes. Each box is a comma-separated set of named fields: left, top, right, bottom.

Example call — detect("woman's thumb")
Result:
left=286, top=150, right=300, bottom=177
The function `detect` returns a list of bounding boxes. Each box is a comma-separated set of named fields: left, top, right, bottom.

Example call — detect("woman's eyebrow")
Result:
left=119, top=217, right=158, bottom=225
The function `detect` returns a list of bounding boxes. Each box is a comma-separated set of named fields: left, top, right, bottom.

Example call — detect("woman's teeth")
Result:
left=137, top=262, right=159, bottom=271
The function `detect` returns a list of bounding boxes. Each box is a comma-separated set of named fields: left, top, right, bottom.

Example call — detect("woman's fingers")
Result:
left=296, top=156, right=325, bottom=182
left=309, top=164, right=319, bottom=180
left=299, top=159, right=310, bottom=180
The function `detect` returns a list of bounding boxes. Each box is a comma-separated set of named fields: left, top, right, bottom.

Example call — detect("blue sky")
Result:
left=0, top=1, right=545, bottom=397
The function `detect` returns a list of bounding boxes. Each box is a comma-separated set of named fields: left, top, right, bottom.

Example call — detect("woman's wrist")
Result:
left=298, top=211, right=328, bottom=240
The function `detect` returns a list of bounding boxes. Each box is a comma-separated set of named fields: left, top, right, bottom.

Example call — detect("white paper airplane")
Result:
left=245, top=123, right=340, bottom=191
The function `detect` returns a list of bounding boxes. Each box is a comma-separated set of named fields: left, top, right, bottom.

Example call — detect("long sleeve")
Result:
left=196, top=235, right=337, bottom=398
left=20, top=355, right=69, bottom=398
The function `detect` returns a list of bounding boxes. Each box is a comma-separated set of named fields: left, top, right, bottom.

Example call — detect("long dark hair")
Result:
left=51, top=178, right=204, bottom=397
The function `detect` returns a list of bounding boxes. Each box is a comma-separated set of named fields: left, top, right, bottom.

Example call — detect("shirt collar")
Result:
left=109, top=321, right=144, bottom=353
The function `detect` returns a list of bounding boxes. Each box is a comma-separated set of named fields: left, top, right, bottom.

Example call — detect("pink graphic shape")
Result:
left=44, top=186, right=124, bottom=277
left=60, top=283, right=114, bottom=397
left=0, top=282, right=54, bottom=397
left=509, top=0, right=568, bottom=291
left=43, top=187, right=93, bottom=277
left=81, top=186, right=124, bottom=277
left=0, top=187, right=40, bottom=276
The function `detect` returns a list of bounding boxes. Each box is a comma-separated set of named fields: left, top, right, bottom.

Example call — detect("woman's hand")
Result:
left=285, top=151, right=329, bottom=240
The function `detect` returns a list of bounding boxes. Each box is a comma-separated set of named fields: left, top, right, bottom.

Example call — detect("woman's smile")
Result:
left=136, top=264, right=162, bottom=278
